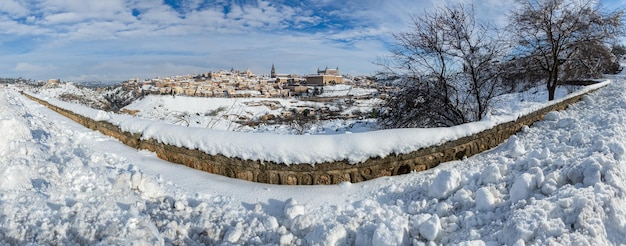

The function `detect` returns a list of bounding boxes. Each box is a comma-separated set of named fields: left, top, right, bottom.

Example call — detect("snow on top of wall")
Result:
left=28, top=81, right=609, bottom=165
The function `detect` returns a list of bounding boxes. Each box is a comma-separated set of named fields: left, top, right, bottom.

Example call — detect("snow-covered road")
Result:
left=1, top=78, right=626, bottom=245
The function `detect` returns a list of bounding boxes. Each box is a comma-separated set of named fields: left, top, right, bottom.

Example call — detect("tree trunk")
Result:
left=548, top=84, right=556, bottom=101
left=548, top=62, right=560, bottom=101
left=547, top=70, right=559, bottom=101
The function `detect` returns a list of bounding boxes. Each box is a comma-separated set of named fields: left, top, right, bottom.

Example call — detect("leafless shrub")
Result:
left=103, top=87, right=140, bottom=112
left=173, top=112, right=191, bottom=127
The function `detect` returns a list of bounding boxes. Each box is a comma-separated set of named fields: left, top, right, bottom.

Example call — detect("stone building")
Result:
left=305, top=66, right=343, bottom=85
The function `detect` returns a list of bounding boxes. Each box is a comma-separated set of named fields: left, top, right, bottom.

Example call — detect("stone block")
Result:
left=236, top=171, right=254, bottom=181
left=315, top=174, right=332, bottom=185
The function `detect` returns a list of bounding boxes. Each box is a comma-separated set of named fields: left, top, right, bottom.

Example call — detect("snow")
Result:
left=121, top=93, right=380, bottom=135
left=317, top=84, right=378, bottom=98
left=25, top=81, right=609, bottom=165
left=475, top=187, right=496, bottom=211
left=417, top=214, right=441, bottom=242
left=1, top=77, right=626, bottom=244
left=509, top=173, right=536, bottom=203
left=428, top=170, right=462, bottom=199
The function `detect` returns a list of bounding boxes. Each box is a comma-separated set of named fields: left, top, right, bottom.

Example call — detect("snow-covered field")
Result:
left=32, top=83, right=107, bottom=110
left=316, top=84, right=378, bottom=98
left=26, top=83, right=603, bottom=165
left=118, top=83, right=580, bottom=136
left=35, top=82, right=382, bottom=135
left=1, top=78, right=626, bottom=244
left=32, top=82, right=580, bottom=138
left=122, top=94, right=380, bottom=135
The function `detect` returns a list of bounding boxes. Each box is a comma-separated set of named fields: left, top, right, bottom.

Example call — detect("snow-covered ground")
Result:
left=32, top=82, right=579, bottom=137
left=118, top=84, right=577, bottom=136
left=316, top=84, right=378, bottom=98
left=1, top=78, right=626, bottom=244
left=122, top=94, right=380, bottom=135
left=26, top=83, right=604, bottom=165
left=31, top=83, right=107, bottom=110
left=34, top=83, right=383, bottom=135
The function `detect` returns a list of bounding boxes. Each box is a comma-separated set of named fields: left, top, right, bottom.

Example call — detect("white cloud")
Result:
left=0, top=1, right=392, bottom=81
left=0, top=0, right=28, bottom=17
left=15, top=62, right=57, bottom=73
left=328, top=27, right=392, bottom=42
left=2, top=27, right=385, bottom=82
left=0, top=0, right=619, bottom=82
left=38, top=0, right=127, bottom=16
left=68, top=21, right=129, bottom=40
left=44, top=12, right=82, bottom=24
left=135, top=4, right=182, bottom=25
left=0, top=18, right=50, bottom=36
left=36, top=0, right=134, bottom=27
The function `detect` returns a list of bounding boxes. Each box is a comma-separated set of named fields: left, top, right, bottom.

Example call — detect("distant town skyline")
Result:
left=0, top=0, right=624, bottom=82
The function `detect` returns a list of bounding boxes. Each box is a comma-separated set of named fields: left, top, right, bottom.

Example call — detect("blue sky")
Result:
left=0, top=0, right=624, bottom=82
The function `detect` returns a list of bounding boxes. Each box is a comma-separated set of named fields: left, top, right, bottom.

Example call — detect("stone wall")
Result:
left=22, top=86, right=604, bottom=185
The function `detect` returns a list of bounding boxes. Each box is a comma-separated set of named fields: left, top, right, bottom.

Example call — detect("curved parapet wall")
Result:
left=22, top=85, right=606, bottom=185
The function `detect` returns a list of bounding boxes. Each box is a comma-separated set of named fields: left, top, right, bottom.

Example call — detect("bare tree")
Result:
left=561, top=40, right=620, bottom=80
left=102, top=86, right=141, bottom=112
left=444, top=5, right=505, bottom=121
left=509, top=0, right=623, bottom=100
left=377, top=4, right=504, bottom=128
left=611, top=43, right=626, bottom=59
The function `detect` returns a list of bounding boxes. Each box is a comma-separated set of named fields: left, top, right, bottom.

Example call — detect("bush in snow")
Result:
left=103, top=86, right=140, bottom=112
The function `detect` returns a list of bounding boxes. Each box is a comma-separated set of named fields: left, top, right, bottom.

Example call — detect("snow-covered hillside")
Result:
left=122, top=94, right=380, bottom=135
left=1, top=78, right=626, bottom=244
left=31, top=82, right=108, bottom=109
